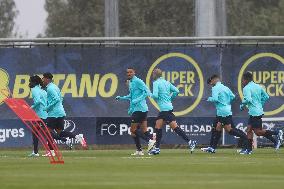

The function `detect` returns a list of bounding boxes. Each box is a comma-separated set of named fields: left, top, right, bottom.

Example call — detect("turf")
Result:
left=0, top=148, right=283, bottom=189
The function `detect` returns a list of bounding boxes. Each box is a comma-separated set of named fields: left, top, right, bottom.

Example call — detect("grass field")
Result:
left=0, top=148, right=283, bottom=189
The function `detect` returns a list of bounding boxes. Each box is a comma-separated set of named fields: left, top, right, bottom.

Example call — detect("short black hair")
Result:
left=29, top=75, right=43, bottom=87
left=127, top=67, right=135, bottom=71
left=43, top=72, right=53, bottom=80
left=243, top=72, right=253, bottom=82
left=207, top=74, right=219, bottom=84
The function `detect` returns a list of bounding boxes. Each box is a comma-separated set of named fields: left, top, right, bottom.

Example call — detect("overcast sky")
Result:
left=14, top=0, right=47, bottom=38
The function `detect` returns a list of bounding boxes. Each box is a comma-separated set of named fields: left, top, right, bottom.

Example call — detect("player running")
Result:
left=42, top=72, right=87, bottom=156
left=240, top=72, right=283, bottom=153
left=201, top=74, right=249, bottom=154
left=148, top=68, right=197, bottom=155
left=28, top=75, right=48, bottom=157
left=116, top=68, right=156, bottom=156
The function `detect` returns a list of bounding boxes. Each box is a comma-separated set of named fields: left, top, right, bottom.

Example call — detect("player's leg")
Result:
left=246, top=125, right=254, bottom=153
left=224, top=125, right=249, bottom=154
left=149, top=118, right=164, bottom=155
left=166, top=111, right=197, bottom=153
left=223, top=116, right=249, bottom=154
left=55, top=117, right=86, bottom=148
left=130, top=122, right=143, bottom=155
left=202, top=118, right=221, bottom=153
left=28, top=131, right=39, bottom=157
left=134, top=113, right=151, bottom=142
left=140, top=120, right=153, bottom=141
left=253, top=128, right=281, bottom=149
left=169, top=120, right=197, bottom=153
left=42, top=117, right=56, bottom=157
left=250, top=116, right=282, bottom=150
left=139, top=120, right=156, bottom=152
left=129, top=112, right=144, bottom=155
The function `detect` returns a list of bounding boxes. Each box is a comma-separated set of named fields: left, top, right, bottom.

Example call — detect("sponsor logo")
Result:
left=146, top=53, right=204, bottom=116
left=100, top=123, right=153, bottom=136
left=12, top=73, right=118, bottom=99
left=236, top=122, right=275, bottom=132
left=0, top=128, right=25, bottom=143
left=0, top=68, right=10, bottom=105
left=166, top=124, right=212, bottom=136
left=238, top=53, right=284, bottom=115
left=64, top=119, right=76, bottom=132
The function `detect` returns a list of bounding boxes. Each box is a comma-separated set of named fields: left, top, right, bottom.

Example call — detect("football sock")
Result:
left=32, top=133, right=39, bottom=154
left=264, top=130, right=277, bottom=144
left=174, top=127, right=189, bottom=142
left=228, top=128, right=249, bottom=150
left=133, top=136, right=142, bottom=151
left=155, top=128, right=162, bottom=148
left=212, top=130, right=222, bottom=149
left=134, top=130, right=150, bottom=142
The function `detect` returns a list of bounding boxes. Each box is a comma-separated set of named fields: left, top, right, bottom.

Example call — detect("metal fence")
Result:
left=1, top=36, right=284, bottom=47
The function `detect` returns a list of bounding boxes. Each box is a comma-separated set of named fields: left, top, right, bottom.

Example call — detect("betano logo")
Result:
left=238, top=53, right=284, bottom=116
left=146, top=53, right=204, bottom=116
left=0, top=68, right=10, bottom=105
left=11, top=73, right=118, bottom=99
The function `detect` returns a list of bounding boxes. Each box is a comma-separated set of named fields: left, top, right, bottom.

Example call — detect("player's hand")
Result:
left=207, top=97, right=213, bottom=102
left=240, top=104, right=244, bottom=111
left=115, top=96, right=121, bottom=100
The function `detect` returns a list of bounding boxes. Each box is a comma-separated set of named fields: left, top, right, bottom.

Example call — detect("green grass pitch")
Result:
left=0, top=148, right=283, bottom=189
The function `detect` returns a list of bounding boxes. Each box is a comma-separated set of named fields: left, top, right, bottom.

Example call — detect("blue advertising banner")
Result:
left=0, top=46, right=283, bottom=119
left=0, top=119, right=30, bottom=147
left=0, top=45, right=283, bottom=147
left=0, top=116, right=282, bottom=147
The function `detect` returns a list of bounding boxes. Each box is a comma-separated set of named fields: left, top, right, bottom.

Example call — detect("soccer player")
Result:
left=116, top=68, right=156, bottom=156
left=149, top=68, right=197, bottom=155
left=202, top=74, right=249, bottom=154
left=42, top=72, right=87, bottom=156
left=240, top=72, right=283, bottom=153
left=28, top=75, right=48, bottom=157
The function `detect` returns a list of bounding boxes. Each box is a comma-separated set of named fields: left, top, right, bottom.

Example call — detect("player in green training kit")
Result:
left=42, top=73, right=87, bottom=156
left=202, top=75, right=249, bottom=154
left=240, top=72, right=283, bottom=153
left=116, top=68, right=156, bottom=156
left=28, top=75, right=48, bottom=157
left=149, top=68, right=197, bottom=155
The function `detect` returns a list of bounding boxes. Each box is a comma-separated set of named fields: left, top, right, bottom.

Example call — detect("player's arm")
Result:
left=46, top=88, right=61, bottom=111
left=260, top=88, right=269, bottom=105
left=207, top=87, right=219, bottom=103
left=229, top=89, right=236, bottom=102
left=240, top=87, right=252, bottom=110
left=170, top=83, right=179, bottom=101
left=31, top=89, right=41, bottom=109
left=132, top=80, right=151, bottom=104
left=151, top=81, right=159, bottom=99
left=241, top=87, right=252, bottom=106
left=116, top=93, right=131, bottom=101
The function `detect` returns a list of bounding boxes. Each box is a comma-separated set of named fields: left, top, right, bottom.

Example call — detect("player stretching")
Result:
left=149, top=69, right=197, bottom=155
left=116, top=68, right=156, bottom=156
left=240, top=72, right=283, bottom=153
left=202, top=75, right=249, bottom=154
left=28, top=75, right=48, bottom=157
left=42, top=73, right=87, bottom=156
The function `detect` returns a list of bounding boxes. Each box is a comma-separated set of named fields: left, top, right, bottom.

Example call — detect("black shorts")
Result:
left=47, top=117, right=65, bottom=131
left=157, top=110, right=176, bottom=124
left=131, top=111, right=147, bottom=124
left=214, top=115, right=234, bottom=127
left=248, top=115, right=262, bottom=129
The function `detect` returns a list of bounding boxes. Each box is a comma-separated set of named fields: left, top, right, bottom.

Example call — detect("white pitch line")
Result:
left=121, top=156, right=152, bottom=159
left=73, top=157, right=97, bottom=159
